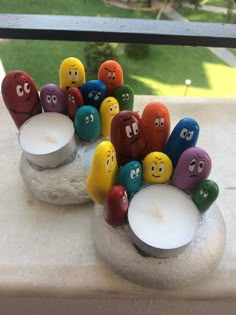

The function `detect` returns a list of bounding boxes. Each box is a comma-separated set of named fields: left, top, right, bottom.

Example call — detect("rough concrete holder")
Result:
left=92, top=203, right=226, bottom=289
left=19, top=140, right=100, bottom=205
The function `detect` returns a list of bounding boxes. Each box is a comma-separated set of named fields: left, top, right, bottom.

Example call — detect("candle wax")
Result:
left=19, top=112, right=75, bottom=155
left=128, top=185, right=199, bottom=250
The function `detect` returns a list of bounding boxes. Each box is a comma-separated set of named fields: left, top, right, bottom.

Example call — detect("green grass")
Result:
left=0, top=0, right=236, bottom=97
left=177, top=7, right=227, bottom=23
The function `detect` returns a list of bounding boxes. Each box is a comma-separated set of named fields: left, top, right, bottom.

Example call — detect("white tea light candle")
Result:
left=128, top=184, right=199, bottom=258
left=18, top=112, right=77, bottom=168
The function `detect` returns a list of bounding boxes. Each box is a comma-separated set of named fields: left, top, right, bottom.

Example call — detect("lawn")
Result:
left=0, top=0, right=235, bottom=97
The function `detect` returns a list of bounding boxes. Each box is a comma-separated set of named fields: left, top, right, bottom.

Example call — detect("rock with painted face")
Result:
left=141, top=101, right=170, bottom=152
left=86, top=141, right=118, bottom=205
left=117, top=160, right=142, bottom=198
left=59, top=57, right=85, bottom=92
left=193, top=179, right=219, bottom=213
left=67, top=87, right=84, bottom=121
left=164, top=117, right=199, bottom=168
left=171, top=147, right=212, bottom=192
left=40, top=84, right=67, bottom=114
left=100, top=96, right=119, bottom=138
left=74, top=105, right=100, bottom=142
left=1, top=70, right=42, bottom=129
left=98, top=60, right=123, bottom=96
left=112, top=84, right=134, bottom=111
left=110, top=110, right=149, bottom=166
left=80, top=80, right=107, bottom=109
left=104, top=185, right=129, bottom=226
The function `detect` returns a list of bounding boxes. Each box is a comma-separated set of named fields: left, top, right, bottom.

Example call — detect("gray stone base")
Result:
left=92, top=203, right=226, bottom=289
left=19, top=140, right=101, bottom=205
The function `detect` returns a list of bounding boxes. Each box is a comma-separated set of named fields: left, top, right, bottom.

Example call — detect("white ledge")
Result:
left=0, top=95, right=235, bottom=314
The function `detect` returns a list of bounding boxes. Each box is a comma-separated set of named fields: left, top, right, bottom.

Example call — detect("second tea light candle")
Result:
left=128, top=184, right=199, bottom=258
left=18, top=112, right=77, bottom=169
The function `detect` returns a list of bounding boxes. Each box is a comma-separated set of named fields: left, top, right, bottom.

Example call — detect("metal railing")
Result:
left=0, top=14, right=236, bottom=48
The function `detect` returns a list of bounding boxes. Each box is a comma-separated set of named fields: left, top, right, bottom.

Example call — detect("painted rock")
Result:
left=1, top=70, right=42, bottom=129
left=112, top=84, right=134, bottom=111
left=193, top=179, right=219, bottom=213
left=67, top=87, right=84, bottom=121
left=117, top=160, right=142, bottom=198
left=141, top=101, right=170, bottom=152
left=74, top=105, right=100, bottom=142
left=110, top=110, right=149, bottom=166
left=80, top=80, right=107, bottom=109
left=98, top=60, right=123, bottom=96
left=142, top=152, right=173, bottom=184
left=104, top=185, right=129, bottom=226
left=59, top=57, right=85, bottom=92
left=86, top=141, right=118, bottom=205
left=164, top=117, right=199, bottom=168
left=172, top=147, right=212, bottom=192
left=100, top=96, right=119, bottom=138
left=40, top=83, right=67, bottom=114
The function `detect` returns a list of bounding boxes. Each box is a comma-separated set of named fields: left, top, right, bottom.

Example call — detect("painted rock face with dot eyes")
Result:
left=117, top=160, right=142, bottom=198
left=100, top=96, right=119, bottom=138
left=112, top=84, right=134, bottom=111
left=193, top=179, right=219, bottom=213
left=171, top=147, right=212, bottom=192
left=164, top=117, right=199, bottom=168
left=142, top=152, right=173, bottom=184
left=104, top=185, right=129, bottom=226
left=67, top=87, right=84, bottom=121
left=40, top=84, right=67, bottom=113
left=74, top=105, right=100, bottom=142
left=141, top=101, right=170, bottom=153
left=98, top=60, right=124, bottom=96
left=59, top=57, right=85, bottom=92
left=86, top=141, right=118, bottom=205
left=1, top=70, right=42, bottom=129
left=80, top=80, right=107, bottom=109
left=110, top=110, right=149, bottom=166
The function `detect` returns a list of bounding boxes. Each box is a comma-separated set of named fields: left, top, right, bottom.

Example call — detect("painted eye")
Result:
left=200, top=189, right=204, bottom=195
left=125, top=125, right=133, bottom=138
left=130, top=169, right=136, bottom=179
left=85, top=116, right=89, bottom=124
left=106, top=157, right=110, bottom=169
left=198, top=160, right=205, bottom=173
left=72, top=96, right=75, bottom=104
left=122, top=194, right=127, bottom=203
left=132, top=122, right=138, bottom=135
left=180, top=128, right=188, bottom=139
left=112, top=72, right=116, bottom=80
left=203, top=191, right=209, bottom=198
left=111, top=153, right=115, bottom=163
left=108, top=71, right=112, bottom=79
left=122, top=93, right=126, bottom=101
left=16, top=85, right=24, bottom=97
left=88, top=92, right=93, bottom=98
left=126, top=93, right=129, bottom=100
left=154, top=118, right=159, bottom=127
left=90, top=114, right=94, bottom=122
left=189, top=158, right=197, bottom=172
left=160, top=117, right=165, bottom=127
left=68, top=70, right=72, bottom=80
left=97, top=91, right=101, bottom=97
left=74, top=70, right=79, bottom=81
left=68, top=94, right=71, bottom=101
left=136, top=167, right=140, bottom=177
left=46, top=95, right=51, bottom=103
left=24, top=82, right=30, bottom=93
left=52, top=95, right=57, bottom=104
left=109, top=107, right=113, bottom=112
left=158, top=163, right=164, bottom=173
left=150, top=163, right=155, bottom=172
left=186, top=131, right=194, bottom=140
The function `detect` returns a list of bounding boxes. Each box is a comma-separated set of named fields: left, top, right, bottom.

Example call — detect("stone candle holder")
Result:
left=92, top=201, right=226, bottom=289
